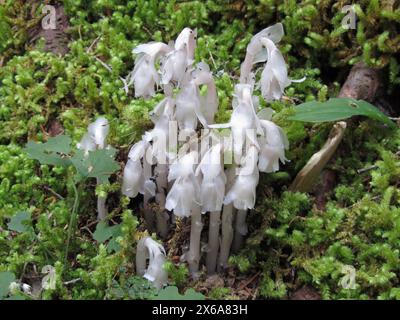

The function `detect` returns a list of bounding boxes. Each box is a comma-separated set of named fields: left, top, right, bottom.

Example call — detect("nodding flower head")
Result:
left=131, top=42, right=171, bottom=98
left=247, top=23, right=284, bottom=55
left=175, top=78, right=208, bottom=133
left=192, top=62, right=212, bottom=85
left=195, top=144, right=226, bottom=212
left=191, top=62, right=218, bottom=125
left=88, top=117, right=109, bottom=149
left=259, top=37, right=291, bottom=102
left=166, top=151, right=201, bottom=217
left=160, top=28, right=197, bottom=86
left=240, top=23, right=284, bottom=84
left=258, top=119, right=289, bottom=173
left=160, top=48, right=188, bottom=85
left=136, top=237, right=167, bottom=290
left=174, top=27, right=197, bottom=62
left=77, top=133, right=96, bottom=154
left=224, top=145, right=260, bottom=210
left=168, top=151, right=198, bottom=182
left=121, top=139, right=151, bottom=198
left=77, top=117, right=109, bottom=152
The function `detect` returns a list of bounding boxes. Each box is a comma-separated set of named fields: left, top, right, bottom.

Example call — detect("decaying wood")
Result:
left=315, top=169, right=337, bottom=210
left=29, top=4, right=70, bottom=56
left=290, top=62, right=381, bottom=194
left=338, top=62, right=380, bottom=100
left=289, top=121, right=347, bottom=193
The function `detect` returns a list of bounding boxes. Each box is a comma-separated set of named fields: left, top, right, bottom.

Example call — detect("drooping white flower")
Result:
left=175, top=76, right=208, bottom=133
left=121, top=139, right=155, bottom=198
left=76, top=133, right=96, bottom=154
left=224, top=145, right=259, bottom=210
left=160, top=28, right=197, bottom=86
left=9, top=281, right=32, bottom=295
left=130, top=42, right=171, bottom=98
left=77, top=117, right=109, bottom=152
left=88, top=117, right=109, bottom=149
left=339, top=265, right=356, bottom=290
left=240, top=23, right=284, bottom=84
left=160, top=48, right=188, bottom=85
left=192, top=62, right=218, bottom=125
left=258, top=119, right=289, bottom=173
left=259, top=37, right=291, bottom=102
left=145, top=97, right=177, bottom=163
left=174, top=27, right=197, bottom=63
left=195, top=144, right=226, bottom=213
left=136, top=237, right=168, bottom=290
left=259, top=37, right=305, bottom=102
left=209, top=84, right=260, bottom=162
left=166, top=151, right=201, bottom=217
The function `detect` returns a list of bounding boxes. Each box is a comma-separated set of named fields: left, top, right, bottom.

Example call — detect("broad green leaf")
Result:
left=40, top=135, right=72, bottom=154
left=70, top=149, right=91, bottom=182
left=155, top=286, right=205, bottom=300
left=87, top=147, right=120, bottom=184
left=288, top=98, right=395, bottom=128
left=93, top=221, right=122, bottom=253
left=7, top=211, right=31, bottom=233
left=93, top=221, right=114, bottom=243
left=107, top=225, right=123, bottom=253
left=93, top=222, right=122, bottom=253
left=0, top=271, right=15, bottom=298
left=71, top=148, right=119, bottom=184
left=24, top=135, right=72, bottom=167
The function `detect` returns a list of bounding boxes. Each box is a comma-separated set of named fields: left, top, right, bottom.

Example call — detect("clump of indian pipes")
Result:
left=125, top=23, right=299, bottom=286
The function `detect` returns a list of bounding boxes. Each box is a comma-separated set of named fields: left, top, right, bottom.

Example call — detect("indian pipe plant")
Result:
left=123, top=23, right=296, bottom=281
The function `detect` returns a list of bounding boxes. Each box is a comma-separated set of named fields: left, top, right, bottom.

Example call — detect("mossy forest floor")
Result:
left=0, top=1, right=399, bottom=300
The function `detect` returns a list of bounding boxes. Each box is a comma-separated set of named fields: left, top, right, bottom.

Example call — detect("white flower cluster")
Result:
left=125, top=23, right=297, bottom=280
left=77, top=117, right=111, bottom=220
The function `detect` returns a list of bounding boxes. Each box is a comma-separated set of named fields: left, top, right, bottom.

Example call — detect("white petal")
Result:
left=88, top=117, right=109, bottom=149
left=121, top=159, right=143, bottom=198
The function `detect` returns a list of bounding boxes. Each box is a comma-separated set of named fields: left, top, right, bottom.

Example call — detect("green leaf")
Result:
left=88, top=148, right=120, bottom=184
left=154, top=286, right=205, bottom=300
left=40, top=135, right=72, bottom=154
left=71, top=148, right=119, bottom=184
left=7, top=212, right=31, bottom=233
left=93, top=221, right=114, bottom=243
left=107, top=225, right=123, bottom=253
left=24, top=135, right=72, bottom=167
left=93, top=222, right=122, bottom=252
left=0, top=271, right=15, bottom=298
left=70, top=149, right=91, bottom=182
left=288, top=98, right=395, bottom=128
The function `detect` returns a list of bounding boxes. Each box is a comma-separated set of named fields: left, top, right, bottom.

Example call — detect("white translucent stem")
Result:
left=155, top=164, right=169, bottom=239
left=218, top=166, right=236, bottom=271
left=232, top=209, right=248, bottom=253
left=218, top=204, right=234, bottom=271
left=96, top=177, right=107, bottom=220
left=206, top=210, right=221, bottom=275
left=143, top=159, right=155, bottom=232
left=188, top=204, right=203, bottom=277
